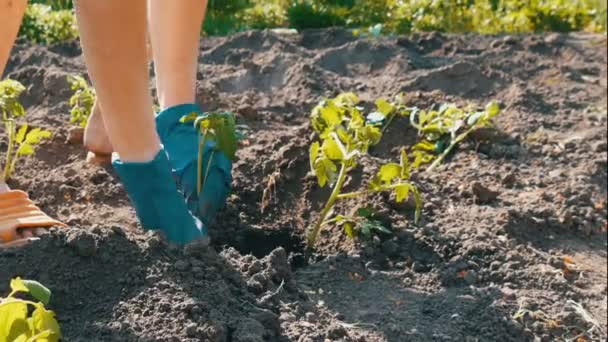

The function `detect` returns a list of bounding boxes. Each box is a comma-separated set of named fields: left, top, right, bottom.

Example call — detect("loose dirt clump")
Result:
left=1, top=30, right=607, bottom=341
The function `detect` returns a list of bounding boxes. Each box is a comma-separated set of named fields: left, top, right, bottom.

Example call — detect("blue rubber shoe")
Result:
left=155, top=104, right=232, bottom=225
left=112, top=149, right=208, bottom=245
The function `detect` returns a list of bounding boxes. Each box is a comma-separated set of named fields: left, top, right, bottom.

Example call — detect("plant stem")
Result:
left=2, top=118, right=15, bottom=182
left=202, top=150, right=215, bottom=193
left=197, top=132, right=207, bottom=195
left=426, top=125, right=476, bottom=172
left=307, top=162, right=349, bottom=248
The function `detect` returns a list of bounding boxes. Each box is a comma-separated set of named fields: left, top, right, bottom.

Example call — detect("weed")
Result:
left=0, top=79, right=52, bottom=182
left=307, top=93, right=421, bottom=247
left=0, top=277, right=62, bottom=341
left=67, top=75, right=95, bottom=127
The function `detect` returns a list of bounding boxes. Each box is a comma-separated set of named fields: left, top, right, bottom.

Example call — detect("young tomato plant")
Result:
left=308, top=93, right=421, bottom=248
left=366, top=92, right=418, bottom=133
left=180, top=111, right=242, bottom=194
left=409, top=101, right=501, bottom=172
left=67, top=75, right=95, bottom=127
left=0, top=277, right=62, bottom=342
left=0, top=79, right=52, bottom=182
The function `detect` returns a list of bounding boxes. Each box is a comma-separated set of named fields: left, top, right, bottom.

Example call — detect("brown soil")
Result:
left=1, top=29, right=607, bottom=342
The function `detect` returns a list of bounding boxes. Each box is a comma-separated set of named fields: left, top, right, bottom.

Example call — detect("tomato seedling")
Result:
left=1, top=79, right=52, bottom=182
left=0, top=277, right=62, bottom=342
left=67, top=75, right=95, bottom=127
left=308, top=93, right=421, bottom=248
left=180, top=111, right=243, bottom=194
left=408, top=101, right=501, bottom=172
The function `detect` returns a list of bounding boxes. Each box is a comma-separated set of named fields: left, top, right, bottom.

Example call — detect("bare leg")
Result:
left=0, top=0, right=26, bottom=78
left=74, top=0, right=160, bottom=162
left=73, top=0, right=205, bottom=244
left=148, top=0, right=207, bottom=109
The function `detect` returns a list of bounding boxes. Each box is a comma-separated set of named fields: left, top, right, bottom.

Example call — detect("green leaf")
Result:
left=358, top=125, right=382, bottom=146
left=467, top=111, right=484, bottom=126
left=16, top=144, right=35, bottom=156
left=360, top=219, right=391, bottom=236
left=413, top=140, right=436, bottom=152
left=10, top=278, right=29, bottom=294
left=320, top=103, right=342, bottom=128
left=321, top=136, right=344, bottom=160
left=412, top=150, right=435, bottom=169
left=400, top=149, right=410, bottom=180
left=24, top=128, right=52, bottom=145
left=309, top=141, right=320, bottom=172
left=377, top=163, right=401, bottom=185
left=16, top=124, right=28, bottom=144
left=343, top=222, right=355, bottom=239
left=395, top=184, right=410, bottom=202
left=313, top=157, right=337, bottom=187
left=0, top=301, right=30, bottom=342
left=366, top=111, right=385, bottom=125
left=485, top=101, right=500, bottom=118
left=375, top=98, right=394, bottom=116
left=335, top=92, right=359, bottom=107
left=22, top=280, right=51, bottom=306
left=179, top=112, right=199, bottom=123
left=356, top=207, right=374, bottom=218
left=31, top=304, right=61, bottom=342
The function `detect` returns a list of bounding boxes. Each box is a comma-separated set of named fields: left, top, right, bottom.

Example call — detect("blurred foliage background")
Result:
left=19, top=0, right=608, bottom=43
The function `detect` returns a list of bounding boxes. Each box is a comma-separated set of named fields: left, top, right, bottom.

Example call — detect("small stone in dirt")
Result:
left=305, top=312, right=317, bottom=323
left=593, top=140, right=607, bottom=152
left=110, top=225, right=127, bottom=237
left=202, top=322, right=226, bottom=342
left=174, top=260, right=189, bottom=272
left=232, top=318, right=267, bottom=342
left=268, top=247, right=291, bottom=281
left=472, top=182, right=499, bottom=204
left=250, top=309, right=280, bottom=336
left=502, top=173, right=518, bottom=187
left=247, top=272, right=268, bottom=294
left=237, top=104, right=257, bottom=117
left=185, top=323, right=197, bottom=337
left=67, top=231, right=97, bottom=257
left=66, top=127, right=84, bottom=145
left=327, top=323, right=348, bottom=339
left=412, top=262, right=429, bottom=273
left=381, top=239, right=399, bottom=257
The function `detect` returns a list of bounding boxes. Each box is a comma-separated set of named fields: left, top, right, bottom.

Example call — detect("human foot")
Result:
left=112, top=148, right=209, bottom=245
left=83, top=99, right=113, bottom=164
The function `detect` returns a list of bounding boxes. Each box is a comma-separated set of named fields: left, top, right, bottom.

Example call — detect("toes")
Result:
left=21, top=229, right=33, bottom=238
left=86, top=151, right=112, bottom=165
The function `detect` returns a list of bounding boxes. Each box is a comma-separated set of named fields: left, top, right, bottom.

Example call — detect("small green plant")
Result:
left=0, top=277, right=62, bottom=341
left=307, top=93, right=421, bottom=247
left=67, top=75, right=95, bottom=127
left=19, top=4, right=78, bottom=44
left=409, top=101, right=501, bottom=172
left=1, top=79, right=52, bottom=182
left=180, top=112, right=241, bottom=195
